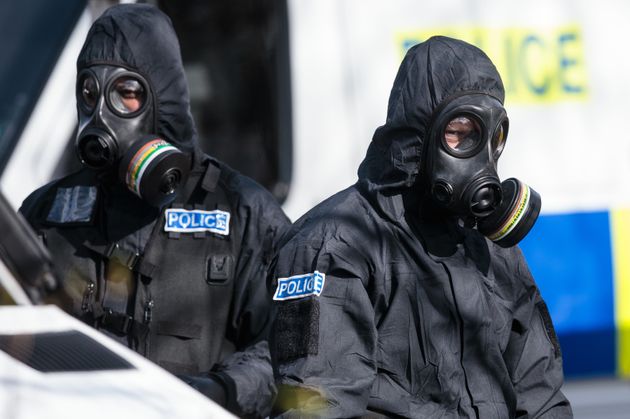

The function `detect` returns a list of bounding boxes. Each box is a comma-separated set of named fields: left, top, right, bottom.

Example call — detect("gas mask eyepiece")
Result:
left=477, top=178, right=541, bottom=248
left=118, top=135, right=190, bottom=208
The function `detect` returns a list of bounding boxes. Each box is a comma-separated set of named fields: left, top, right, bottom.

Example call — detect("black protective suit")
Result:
left=270, top=37, right=572, bottom=418
left=19, top=5, right=289, bottom=418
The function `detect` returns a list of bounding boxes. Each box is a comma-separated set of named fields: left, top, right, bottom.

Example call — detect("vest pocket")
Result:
left=156, top=321, right=202, bottom=340
left=206, top=254, right=234, bottom=285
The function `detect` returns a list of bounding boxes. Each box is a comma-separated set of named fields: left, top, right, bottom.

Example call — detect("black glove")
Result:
left=176, top=374, right=227, bottom=407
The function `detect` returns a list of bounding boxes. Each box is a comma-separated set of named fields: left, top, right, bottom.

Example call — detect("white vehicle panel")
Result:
left=0, top=305, right=234, bottom=419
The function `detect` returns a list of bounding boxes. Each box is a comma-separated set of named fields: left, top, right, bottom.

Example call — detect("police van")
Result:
left=2, top=0, right=630, bottom=417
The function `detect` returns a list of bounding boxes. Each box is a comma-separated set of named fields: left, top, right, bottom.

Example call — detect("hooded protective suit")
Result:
left=19, top=5, right=289, bottom=418
left=269, top=37, right=571, bottom=418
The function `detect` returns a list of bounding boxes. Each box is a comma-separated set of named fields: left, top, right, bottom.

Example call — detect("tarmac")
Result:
left=563, top=378, right=630, bottom=419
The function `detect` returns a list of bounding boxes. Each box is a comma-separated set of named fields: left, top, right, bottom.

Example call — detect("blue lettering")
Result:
left=402, top=39, right=419, bottom=52
left=558, top=32, right=582, bottom=93
left=520, top=35, right=550, bottom=95
left=504, top=35, right=516, bottom=96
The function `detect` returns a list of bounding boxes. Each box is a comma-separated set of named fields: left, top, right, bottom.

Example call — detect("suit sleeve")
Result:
left=270, top=239, right=378, bottom=418
left=503, top=251, right=573, bottom=418
left=213, top=190, right=291, bottom=418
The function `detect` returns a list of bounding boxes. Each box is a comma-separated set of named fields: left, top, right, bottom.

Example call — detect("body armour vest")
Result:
left=24, top=159, right=244, bottom=375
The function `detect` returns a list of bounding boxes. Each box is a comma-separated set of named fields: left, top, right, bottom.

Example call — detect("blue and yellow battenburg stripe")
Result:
left=520, top=209, right=627, bottom=378
left=125, top=139, right=178, bottom=197
left=611, top=209, right=630, bottom=377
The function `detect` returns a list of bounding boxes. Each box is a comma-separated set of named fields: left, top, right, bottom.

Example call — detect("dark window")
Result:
left=157, top=0, right=293, bottom=202
left=0, top=330, right=135, bottom=372
left=0, top=0, right=87, bottom=174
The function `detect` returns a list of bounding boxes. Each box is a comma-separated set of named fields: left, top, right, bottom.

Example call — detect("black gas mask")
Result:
left=425, top=93, right=541, bottom=247
left=75, top=65, right=190, bottom=207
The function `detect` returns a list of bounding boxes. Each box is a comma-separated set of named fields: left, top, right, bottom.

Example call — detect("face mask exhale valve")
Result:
left=426, top=94, right=541, bottom=247
left=77, top=128, right=118, bottom=169
left=464, top=177, right=503, bottom=218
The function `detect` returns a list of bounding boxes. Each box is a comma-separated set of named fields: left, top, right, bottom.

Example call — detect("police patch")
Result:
left=273, top=271, right=326, bottom=301
left=164, top=209, right=230, bottom=235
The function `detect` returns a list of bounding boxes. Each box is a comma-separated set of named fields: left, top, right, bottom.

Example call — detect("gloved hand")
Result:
left=176, top=373, right=227, bottom=407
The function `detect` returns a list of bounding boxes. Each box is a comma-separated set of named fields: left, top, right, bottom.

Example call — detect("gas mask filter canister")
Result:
left=118, top=135, right=191, bottom=208
left=477, top=178, right=541, bottom=247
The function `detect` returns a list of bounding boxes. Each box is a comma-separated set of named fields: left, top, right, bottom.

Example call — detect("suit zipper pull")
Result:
left=81, top=282, right=95, bottom=312
left=143, top=299, right=154, bottom=324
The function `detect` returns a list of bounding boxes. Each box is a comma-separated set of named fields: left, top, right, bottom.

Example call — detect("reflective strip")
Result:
left=610, top=208, right=630, bottom=377
left=488, top=182, right=530, bottom=242
left=46, top=186, right=97, bottom=224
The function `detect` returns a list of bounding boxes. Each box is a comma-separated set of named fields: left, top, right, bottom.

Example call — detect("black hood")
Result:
left=76, top=4, right=198, bottom=156
left=358, top=36, right=504, bottom=194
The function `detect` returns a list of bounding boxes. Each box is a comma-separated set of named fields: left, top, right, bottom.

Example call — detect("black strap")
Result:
left=82, top=307, right=148, bottom=337
left=201, top=162, right=220, bottom=192
left=99, top=307, right=134, bottom=334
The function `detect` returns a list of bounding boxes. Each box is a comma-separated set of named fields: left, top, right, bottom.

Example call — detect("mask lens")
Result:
left=79, top=74, right=98, bottom=112
left=492, top=120, right=508, bottom=159
left=109, top=76, right=146, bottom=115
left=443, top=116, right=481, bottom=153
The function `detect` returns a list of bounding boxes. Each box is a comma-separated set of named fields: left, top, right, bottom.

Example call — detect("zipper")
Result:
left=444, top=263, right=479, bottom=419
left=81, top=281, right=95, bottom=312
left=142, top=297, right=154, bottom=357
left=143, top=298, right=154, bottom=323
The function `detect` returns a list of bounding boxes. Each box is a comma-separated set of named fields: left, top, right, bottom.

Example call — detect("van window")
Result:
left=0, top=0, right=86, bottom=173
left=156, top=0, right=293, bottom=202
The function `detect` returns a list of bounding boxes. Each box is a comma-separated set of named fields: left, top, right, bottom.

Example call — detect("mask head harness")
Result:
left=75, top=65, right=190, bottom=207
left=424, top=93, right=541, bottom=247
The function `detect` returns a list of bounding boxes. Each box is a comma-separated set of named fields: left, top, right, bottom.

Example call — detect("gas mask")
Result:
left=425, top=94, right=541, bottom=247
left=75, top=65, right=190, bottom=207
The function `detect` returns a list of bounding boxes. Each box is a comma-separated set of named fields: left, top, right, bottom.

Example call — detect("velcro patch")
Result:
left=273, top=271, right=326, bottom=301
left=46, top=186, right=97, bottom=224
left=274, top=298, right=320, bottom=361
left=164, top=208, right=230, bottom=235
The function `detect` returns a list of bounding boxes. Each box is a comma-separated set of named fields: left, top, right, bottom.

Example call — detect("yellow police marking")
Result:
left=397, top=25, right=588, bottom=104
left=611, top=208, right=630, bottom=377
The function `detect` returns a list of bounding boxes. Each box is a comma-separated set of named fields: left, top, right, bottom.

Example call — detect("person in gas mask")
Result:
left=19, top=4, right=290, bottom=418
left=269, top=36, right=572, bottom=418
